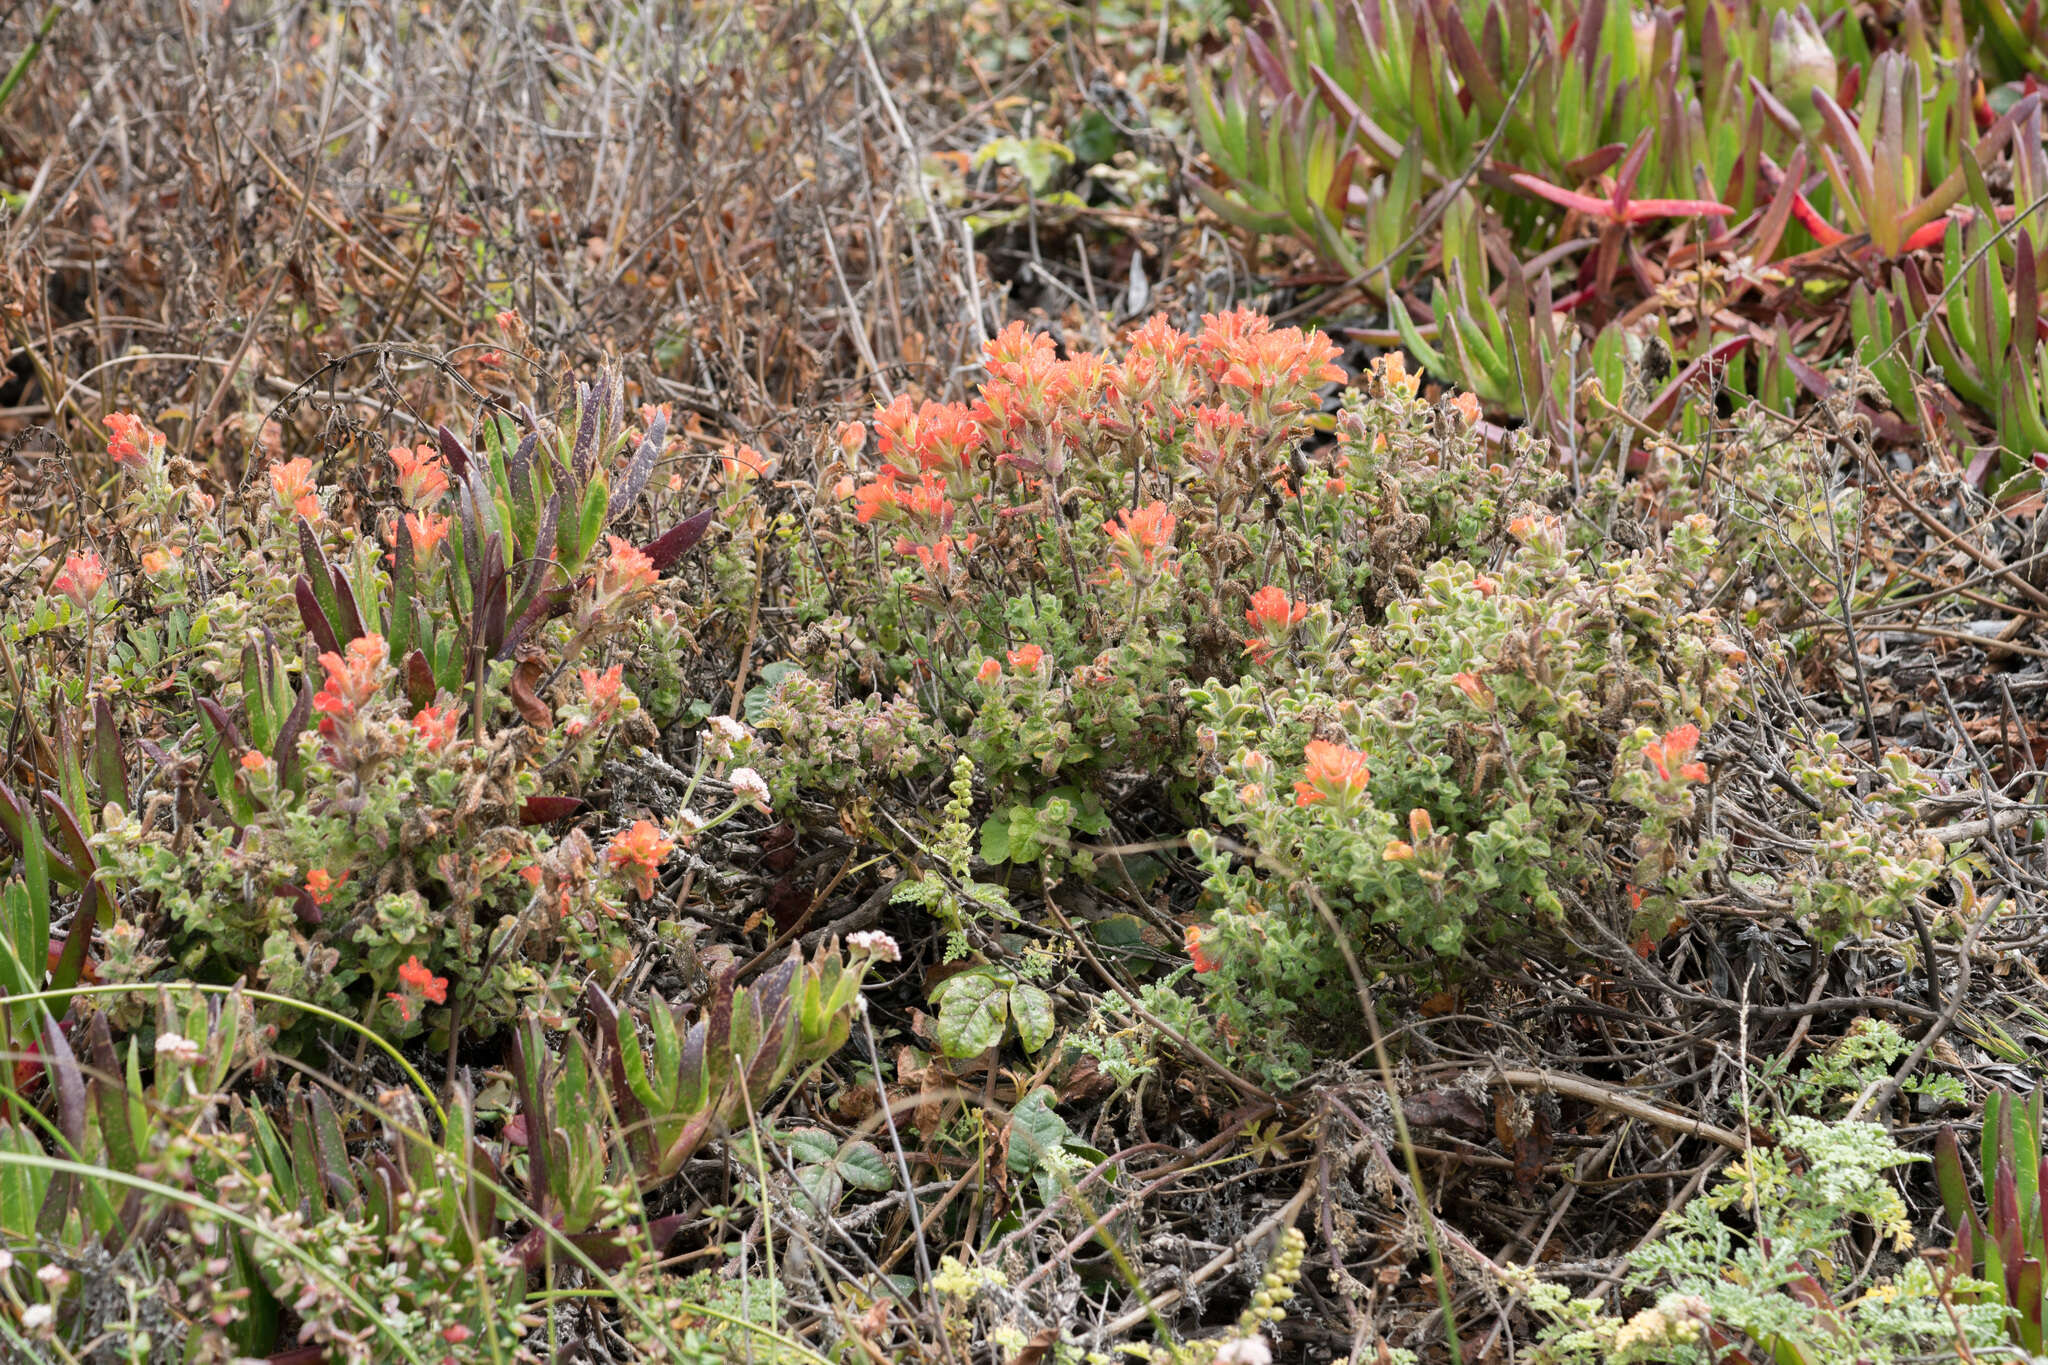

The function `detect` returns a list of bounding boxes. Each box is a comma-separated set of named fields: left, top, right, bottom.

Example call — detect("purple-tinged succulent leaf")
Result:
left=642, top=507, right=716, bottom=573
left=437, top=423, right=471, bottom=479
left=294, top=577, right=342, bottom=659
left=518, top=796, right=584, bottom=826
left=509, top=431, right=537, bottom=504
left=42, top=791, right=109, bottom=990
left=572, top=381, right=599, bottom=483
left=41, top=1013, right=85, bottom=1154
left=85, top=1013, right=137, bottom=1175
left=403, top=649, right=436, bottom=714
left=1937, top=1124, right=1976, bottom=1234
left=93, top=698, right=126, bottom=810
left=1243, top=24, right=1291, bottom=97
left=608, top=408, right=665, bottom=523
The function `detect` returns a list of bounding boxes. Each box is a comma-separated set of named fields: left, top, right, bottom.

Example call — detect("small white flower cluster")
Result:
left=155, top=1031, right=202, bottom=1064
left=705, top=713, right=755, bottom=761
left=730, top=767, right=771, bottom=813
left=847, top=930, right=901, bottom=962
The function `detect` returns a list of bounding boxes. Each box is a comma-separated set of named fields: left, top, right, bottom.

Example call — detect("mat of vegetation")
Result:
left=6, top=2, right=2048, bottom=1363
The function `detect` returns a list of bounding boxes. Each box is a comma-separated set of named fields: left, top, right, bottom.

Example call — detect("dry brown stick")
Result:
left=1921, top=806, right=2038, bottom=845
left=1492, top=1069, right=1748, bottom=1152
left=1814, top=620, right=2048, bottom=661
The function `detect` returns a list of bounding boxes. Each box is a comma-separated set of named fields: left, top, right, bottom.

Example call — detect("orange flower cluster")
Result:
left=842, top=311, right=1346, bottom=581
left=312, top=635, right=389, bottom=726
left=412, top=704, right=459, bottom=752
left=304, top=868, right=347, bottom=906
left=1293, top=740, right=1372, bottom=807
left=53, top=552, right=105, bottom=609
left=873, top=394, right=983, bottom=481
left=1102, top=502, right=1177, bottom=581
left=599, top=535, right=659, bottom=598
left=270, top=458, right=320, bottom=522
left=401, top=510, right=451, bottom=557
left=1449, top=671, right=1494, bottom=708
left=606, top=820, right=676, bottom=901
left=1242, top=586, right=1308, bottom=663
left=387, top=956, right=448, bottom=1022
left=106, top=412, right=164, bottom=467
left=566, top=665, right=626, bottom=739
left=1644, top=724, right=1708, bottom=784
left=722, top=445, right=770, bottom=482
left=388, top=443, right=450, bottom=505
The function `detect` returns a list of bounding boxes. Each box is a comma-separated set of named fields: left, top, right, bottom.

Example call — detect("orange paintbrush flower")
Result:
left=1293, top=740, right=1371, bottom=807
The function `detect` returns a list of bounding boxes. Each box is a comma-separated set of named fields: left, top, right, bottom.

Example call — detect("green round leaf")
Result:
left=1010, top=982, right=1055, bottom=1054
left=935, top=969, right=1010, bottom=1058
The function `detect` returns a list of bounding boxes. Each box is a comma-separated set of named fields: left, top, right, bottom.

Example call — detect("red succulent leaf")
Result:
left=1510, top=173, right=1732, bottom=224
left=1510, top=172, right=1616, bottom=218
left=1619, top=197, right=1736, bottom=222
left=1901, top=217, right=1953, bottom=253
left=1787, top=190, right=1849, bottom=246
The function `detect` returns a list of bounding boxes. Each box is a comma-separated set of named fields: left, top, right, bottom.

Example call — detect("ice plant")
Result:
left=269, top=457, right=320, bottom=521
left=605, top=820, right=676, bottom=900
left=1644, top=724, right=1709, bottom=783
left=52, top=551, right=105, bottom=609
left=1293, top=739, right=1371, bottom=807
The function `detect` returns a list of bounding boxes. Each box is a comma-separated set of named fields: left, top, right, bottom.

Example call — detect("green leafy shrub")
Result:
left=2, top=371, right=734, bottom=1045
left=766, top=318, right=1760, bottom=1083
left=1186, top=505, right=1740, bottom=1078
